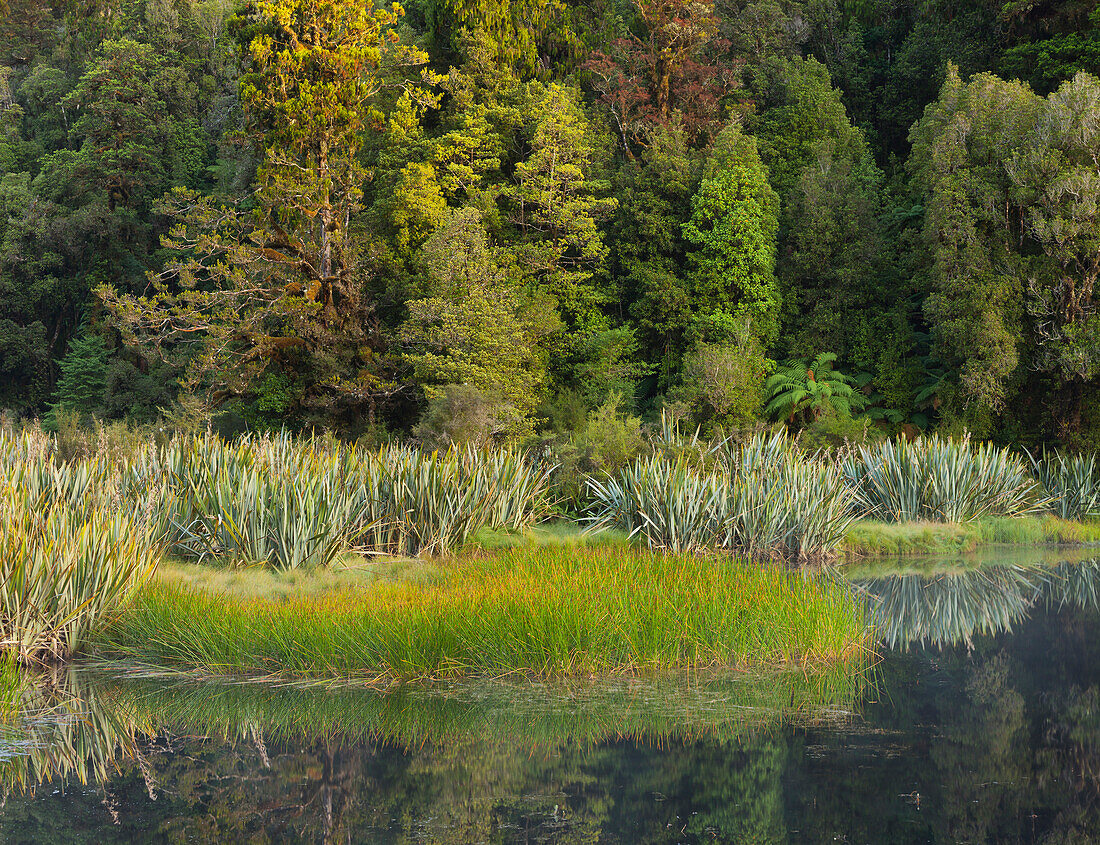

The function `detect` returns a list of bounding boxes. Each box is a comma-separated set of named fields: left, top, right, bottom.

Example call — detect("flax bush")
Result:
left=842, top=437, right=1045, bottom=523
left=1028, top=450, right=1100, bottom=520
left=586, top=431, right=855, bottom=562
left=0, top=485, right=158, bottom=662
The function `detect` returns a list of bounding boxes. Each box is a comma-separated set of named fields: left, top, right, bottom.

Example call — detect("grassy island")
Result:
left=100, top=545, right=868, bottom=679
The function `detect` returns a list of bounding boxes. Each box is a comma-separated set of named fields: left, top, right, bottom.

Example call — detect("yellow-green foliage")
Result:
left=100, top=546, right=871, bottom=678
left=0, top=485, right=158, bottom=662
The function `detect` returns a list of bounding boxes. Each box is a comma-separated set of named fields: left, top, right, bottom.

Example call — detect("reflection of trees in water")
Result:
left=854, top=557, right=1100, bottom=649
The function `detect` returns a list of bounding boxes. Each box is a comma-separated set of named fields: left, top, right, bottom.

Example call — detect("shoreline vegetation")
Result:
left=99, top=545, right=870, bottom=681
left=2, top=424, right=1100, bottom=677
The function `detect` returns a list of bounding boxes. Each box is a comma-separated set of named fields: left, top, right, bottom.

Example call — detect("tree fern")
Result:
left=764, top=352, right=865, bottom=424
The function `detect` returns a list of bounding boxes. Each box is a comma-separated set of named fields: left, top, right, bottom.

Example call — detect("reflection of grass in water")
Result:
left=87, top=662, right=868, bottom=748
left=0, top=660, right=869, bottom=793
left=0, top=666, right=152, bottom=793
left=100, top=546, right=870, bottom=679
left=1043, top=558, right=1100, bottom=612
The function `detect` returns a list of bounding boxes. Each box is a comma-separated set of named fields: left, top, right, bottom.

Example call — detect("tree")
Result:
left=59, top=39, right=172, bottom=211
left=422, top=0, right=573, bottom=76
left=764, top=352, right=865, bottom=426
left=400, top=208, right=557, bottom=438
left=673, top=318, right=770, bottom=431
left=583, top=0, right=738, bottom=152
left=908, top=67, right=1041, bottom=417
left=102, top=0, right=430, bottom=423
left=750, top=57, right=894, bottom=371
left=48, top=329, right=109, bottom=418
left=681, top=125, right=780, bottom=345
left=1007, top=71, right=1100, bottom=437
left=504, top=82, right=617, bottom=335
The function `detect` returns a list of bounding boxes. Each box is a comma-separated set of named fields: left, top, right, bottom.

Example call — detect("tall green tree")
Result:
left=1008, top=71, right=1100, bottom=436
left=908, top=67, right=1041, bottom=420
left=682, top=125, right=780, bottom=345
left=48, top=329, right=108, bottom=418
left=504, top=82, right=617, bottom=335
left=400, top=207, right=557, bottom=437
left=103, top=0, right=431, bottom=423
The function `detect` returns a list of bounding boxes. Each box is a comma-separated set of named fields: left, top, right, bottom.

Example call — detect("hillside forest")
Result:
left=1, top=0, right=1099, bottom=447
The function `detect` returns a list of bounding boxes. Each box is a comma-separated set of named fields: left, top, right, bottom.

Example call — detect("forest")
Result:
left=1, top=0, right=1099, bottom=447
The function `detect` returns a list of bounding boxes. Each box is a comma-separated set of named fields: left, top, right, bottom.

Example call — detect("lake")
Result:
left=1, top=550, right=1098, bottom=843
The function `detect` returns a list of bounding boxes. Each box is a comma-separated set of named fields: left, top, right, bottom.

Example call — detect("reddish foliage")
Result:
left=582, top=0, right=740, bottom=153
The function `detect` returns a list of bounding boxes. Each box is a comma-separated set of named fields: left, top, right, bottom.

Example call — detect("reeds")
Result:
left=842, top=436, right=1045, bottom=523
left=586, top=431, right=855, bottom=562
left=1028, top=449, right=1100, bottom=520
left=0, top=485, right=158, bottom=662
left=100, top=545, right=871, bottom=678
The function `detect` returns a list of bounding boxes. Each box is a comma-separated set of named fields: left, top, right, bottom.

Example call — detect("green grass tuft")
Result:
left=98, top=546, right=871, bottom=680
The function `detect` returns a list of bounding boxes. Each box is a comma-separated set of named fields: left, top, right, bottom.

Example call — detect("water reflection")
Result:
left=0, top=665, right=863, bottom=843
left=2, top=551, right=1100, bottom=842
left=853, top=555, right=1100, bottom=648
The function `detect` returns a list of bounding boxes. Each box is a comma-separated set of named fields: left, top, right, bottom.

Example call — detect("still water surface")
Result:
left=2, top=550, right=1100, bottom=843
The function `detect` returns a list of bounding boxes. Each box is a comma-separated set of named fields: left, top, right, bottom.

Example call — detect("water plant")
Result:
left=100, top=545, right=871, bottom=678
left=842, top=436, right=1045, bottom=523
left=1028, top=450, right=1100, bottom=521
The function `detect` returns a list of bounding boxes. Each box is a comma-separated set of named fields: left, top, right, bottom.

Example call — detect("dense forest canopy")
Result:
left=2, top=0, right=1100, bottom=445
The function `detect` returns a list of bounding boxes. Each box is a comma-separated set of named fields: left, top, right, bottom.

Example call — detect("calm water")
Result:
left=3, top=552, right=1100, bottom=843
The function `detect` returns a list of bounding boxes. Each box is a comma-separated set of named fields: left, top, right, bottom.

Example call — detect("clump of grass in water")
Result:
left=99, top=546, right=871, bottom=679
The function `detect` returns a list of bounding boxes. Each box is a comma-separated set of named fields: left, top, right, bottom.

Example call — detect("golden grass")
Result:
left=99, top=546, right=872, bottom=680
